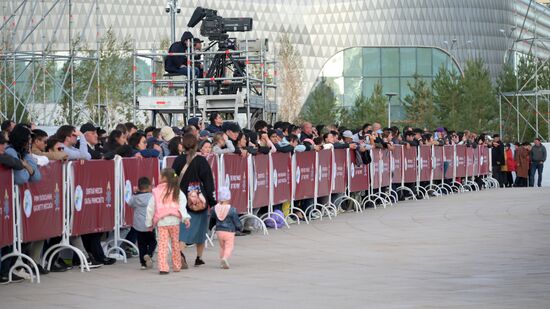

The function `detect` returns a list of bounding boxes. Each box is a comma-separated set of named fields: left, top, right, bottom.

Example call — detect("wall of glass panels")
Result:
left=314, top=46, right=461, bottom=121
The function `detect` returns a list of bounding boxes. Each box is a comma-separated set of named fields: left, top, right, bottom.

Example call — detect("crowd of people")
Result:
left=0, top=114, right=546, bottom=282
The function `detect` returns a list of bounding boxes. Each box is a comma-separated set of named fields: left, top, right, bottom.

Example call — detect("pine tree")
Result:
left=299, top=78, right=338, bottom=125
left=460, top=58, right=497, bottom=133
left=403, top=75, right=437, bottom=129
left=366, top=82, right=388, bottom=126
left=433, top=66, right=462, bottom=130
left=340, top=94, right=369, bottom=129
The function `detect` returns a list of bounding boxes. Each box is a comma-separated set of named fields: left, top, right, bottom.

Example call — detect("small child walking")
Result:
left=128, top=177, right=157, bottom=270
left=211, top=187, right=243, bottom=269
left=146, top=168, right=191, bottom=275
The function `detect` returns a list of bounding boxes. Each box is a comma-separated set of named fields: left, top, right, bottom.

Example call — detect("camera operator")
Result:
left=164, top=31, right=201, bottom=77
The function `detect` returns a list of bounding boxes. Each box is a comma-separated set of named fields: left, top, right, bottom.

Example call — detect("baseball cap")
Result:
left=80, top=123, right=97, bottom=134
left=160, top=126, right=176, bottom=141
left=188, top=117, right=200, bottom=128
left=199, top=130, right=210, bottom=138
left=146, top=137, right=162, bottom=148
left=342, top=130, right=353, bottom=138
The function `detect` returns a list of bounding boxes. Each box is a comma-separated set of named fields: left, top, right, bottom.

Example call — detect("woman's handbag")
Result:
left=178, top=155, right=207, bottom=211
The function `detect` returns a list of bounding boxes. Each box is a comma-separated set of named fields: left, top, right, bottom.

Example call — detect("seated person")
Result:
left=164, top=31, right=200, bottom=77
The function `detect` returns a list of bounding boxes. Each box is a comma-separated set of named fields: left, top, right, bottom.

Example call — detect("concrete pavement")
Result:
left=1, top=187, right=550, bottom=308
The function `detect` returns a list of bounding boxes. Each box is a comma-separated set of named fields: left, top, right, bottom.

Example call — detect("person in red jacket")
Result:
left=502, top=143, right=516, bottom=187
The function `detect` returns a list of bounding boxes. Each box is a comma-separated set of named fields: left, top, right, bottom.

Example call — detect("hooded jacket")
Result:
left=211, top=204, right=243, bottom=233
left=128, top=192, right=153, bottom=232
left=164, top=32, right=192, bottom=73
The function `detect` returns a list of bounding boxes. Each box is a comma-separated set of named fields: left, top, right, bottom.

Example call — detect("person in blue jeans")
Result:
left=529, top=138, right=546, bottom=187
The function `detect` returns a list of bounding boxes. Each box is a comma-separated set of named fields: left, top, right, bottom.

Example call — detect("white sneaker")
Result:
left=310, top=213, right=321, bottom=220
left=13, top=269, right=31, bottom=280
left=220, top=259, right=230, bottom=269
left=144, top=254, right=153, bottom=269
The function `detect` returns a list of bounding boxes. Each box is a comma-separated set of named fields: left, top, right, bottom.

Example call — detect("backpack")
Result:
left=265, top=209, right=285, bottom=229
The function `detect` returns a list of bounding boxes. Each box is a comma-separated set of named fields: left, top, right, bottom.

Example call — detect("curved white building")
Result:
left=2, top=0, right=550, bottom=119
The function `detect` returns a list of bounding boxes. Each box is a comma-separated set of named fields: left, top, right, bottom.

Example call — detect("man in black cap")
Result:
left=164, top=31, right=200, bottom=77
left=80, top=123, right=104, bottom=160
left=222, top=122, right=245, bottom=156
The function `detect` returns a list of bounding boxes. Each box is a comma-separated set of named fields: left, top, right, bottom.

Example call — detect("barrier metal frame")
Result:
left=304, top=151, right=336, bottom=221
left=393, top=145, right=418, bottom=201
left=0, top=176, right=40, bottom=283
left=258, top=153, right=290, bottom=229
left=105, top=156, right=139, bottom=262
left=361, top=149, right=389, bottom=209
left=430, top=146, right=454, bottom=195
left=219, top=154, right=268, bottom=235
left=332, top=149, right=362, bottom=213
left=415, top=147, right=430, bottom=200
left=42, top=162, right=90, bottom=273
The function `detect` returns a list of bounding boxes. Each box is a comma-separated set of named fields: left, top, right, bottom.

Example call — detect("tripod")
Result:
left=204, top=39, right=246, bottom=94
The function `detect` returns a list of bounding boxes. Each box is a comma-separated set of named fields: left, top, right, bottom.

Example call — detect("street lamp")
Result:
left=165, top=0, right=182, bottom=43
left=385, top=92, right=398, bottom=127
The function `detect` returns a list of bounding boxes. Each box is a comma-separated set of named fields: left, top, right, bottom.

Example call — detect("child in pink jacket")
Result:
left=146, top=168, right=190, bottom=275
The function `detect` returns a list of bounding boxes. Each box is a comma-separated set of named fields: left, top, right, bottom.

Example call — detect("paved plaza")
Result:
left=1, top=187, right=550, bottom=308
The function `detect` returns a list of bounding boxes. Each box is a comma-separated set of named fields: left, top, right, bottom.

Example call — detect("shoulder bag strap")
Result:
left=178, top=154, right=196, bottom=186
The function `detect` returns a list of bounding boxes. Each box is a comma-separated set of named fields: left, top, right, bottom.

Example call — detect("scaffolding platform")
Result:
left=138, top=93, right=277, bottom=113
left=133, top=38, right=277, bottom=128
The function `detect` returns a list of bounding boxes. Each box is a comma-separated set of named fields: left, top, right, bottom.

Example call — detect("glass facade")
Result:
left=313, top=46, right=461, bottom=121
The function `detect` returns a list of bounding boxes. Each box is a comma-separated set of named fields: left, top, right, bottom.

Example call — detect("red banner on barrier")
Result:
left=372, top=149, right=391, bottom=188
left=206, top=154, right=219, bottom=200
left=332, top=149, right=347, bottom=194
left=419, top=146, right=432, bottom=182
left=72, top=160, right=116, bottom=236
left=122, top=158, right=160, bottom=227
left=392, top=146, right=403, bottom=184
left=479, top=146, right=489, bottom=175
left=403, top=147, right=418, bottom=183
left=472, top=146, right=480, bottom=176
left=164, top=156, right=176, bottom=169
left=294, top=151, right=316, bottom=200
left=444, top=146, right=455, bottom=179
left=349, top=151, right=369, bottom=192
left=466, top=147, right=476, bottom=177
left=252, top=155, right=269, bottom=208
left=19, top=161, right=64, bottom=242
left=271, top=152, right=291, bottom=205
left=223, top=155, right=248, bottom=214
left=432, top=146, right=445, bottom=181
left=317, top=150, right=332, bottom=197
left=455, top=145, right=467, bottom=178
left=0, top=167, right=14, bottom=248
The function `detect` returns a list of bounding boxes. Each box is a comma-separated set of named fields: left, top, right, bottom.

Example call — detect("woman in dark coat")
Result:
left=172, top=133, right=216, bottom=268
